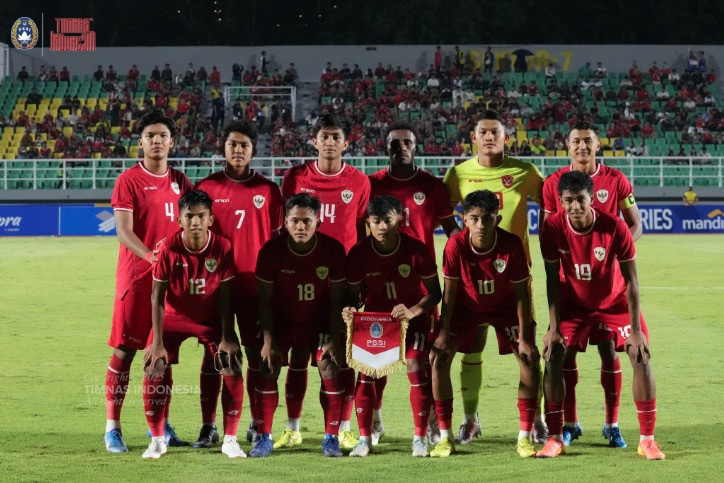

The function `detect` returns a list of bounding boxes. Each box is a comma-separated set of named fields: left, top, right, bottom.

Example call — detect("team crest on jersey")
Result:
left=596, top=189, right=609, bottom=203
left=413, top=192, right=426, bottom=206
left=493, top=259, right=506, bottom=273
left=205, top=259, right=218, bottom=272
left=341, top=190, right=353, bottom=204
left=398, top=264, right=411, bottom=278
left=370, top=322, right=383, bottom=338
left=171, top=182, right=180, bottom=195
left=316, top=266, right=329, bottom=280
left=253, top=195, right=265, bottom=209
left=594, top=247, right=606, bottom=261
left=501, top=175, right=514, bottom=189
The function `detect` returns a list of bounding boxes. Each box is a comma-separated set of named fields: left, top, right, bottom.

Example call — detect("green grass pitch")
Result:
left=0, top=234, right=722, bottom=481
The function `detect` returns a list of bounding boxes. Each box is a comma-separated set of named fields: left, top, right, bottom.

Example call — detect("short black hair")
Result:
left=476, top=109, right=505, bottom=125
left=463, top=189, right=499, bottom=214
left=285, top=193, right=321, bottom=216
left=558, top=170, right=594, bottom=196
left=567, top=120, right=599, bottom=140
left=384, top=121, right=419, bottom=145
left=366, top=195, right=403, bottom=218
left=222, top=120, right=258, bottom=149
left=312, top=112, right=350, bottom=139
left=179, top=189, right=212, bottom=212
left=137, top=109, right=176, bottom=137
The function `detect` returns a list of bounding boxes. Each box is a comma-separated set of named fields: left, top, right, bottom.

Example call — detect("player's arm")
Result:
left=620, top=258, right=650, bottom=363
left=621, top=204, right=643, bottom=242
left=430, top=276, right=457, bottom=368
left=392, top=275, right=441, bottom=321
left=356, top=217, right=367, bottom=243
left=144, top=280, right=168, bottom=378
left=217, top=280, right=242, bottom=374
left=513, top=279, right=538, bottom=364
left=256, top=279, right=278, bottom=370
left=439, top=216, right=461, bottom=237
left=114, top=210, right=162, bottom=263
left=542, top=259, right=566, bottom=361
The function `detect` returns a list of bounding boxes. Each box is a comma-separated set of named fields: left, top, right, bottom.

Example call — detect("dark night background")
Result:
left=2, top=0, right=724, bottom=46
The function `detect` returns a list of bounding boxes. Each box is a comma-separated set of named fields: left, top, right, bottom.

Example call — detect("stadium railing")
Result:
left=0, top=156, right=721, bottom=190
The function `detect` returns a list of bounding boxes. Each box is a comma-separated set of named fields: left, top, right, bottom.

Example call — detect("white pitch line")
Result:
left=641, top=286, right=724, bottom=290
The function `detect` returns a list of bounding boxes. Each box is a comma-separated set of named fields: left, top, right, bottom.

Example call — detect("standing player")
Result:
left=540, top=121, right=643, bottom=448
left=443, top=110, right=545, bottom=444
left=104, top=110, right=192, bottom=453
left=253, top=194, right=347, bottom=458
left=367, top=122, right=460, bottom=445
left=281, top=112, right=371, bottom=449
left=195, top=121, right=283, bottom=447
left=429, top=190, right=540, bottom=458
left=142, top=190, right=245, bottom=459
left=538, top=171, right=664, bottom=460
left=342, top=195, right=442, bottom=457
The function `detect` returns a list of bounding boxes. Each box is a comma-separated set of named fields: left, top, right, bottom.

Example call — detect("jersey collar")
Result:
left=313, top=160, right=346, bottom=177
left=468, top=229, right=498, bottom=255
left=568, top=162, right=601, bottom=177
left=223, top=168, right=256, bottom=183
left=371, top=234, right=401, bottom=257
left=139, top=161, right=169, bottom=178
left=287, top=233, right=318, bottom=256
left=567, top=208, right=597, bottom=235
left=182, top=231, right=212, bottom=254
left=386, top=166, right=419, bottom=181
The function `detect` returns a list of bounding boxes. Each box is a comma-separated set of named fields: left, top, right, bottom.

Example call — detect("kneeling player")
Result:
left=429, top=190, right=540, bottom=458
left=342, top=195, right=442, bottom=457
left=143, top=190, right=246, bottom=459
left=538, top=171, right=665, bottom=460
left=253, top=193, right=348, bottom=458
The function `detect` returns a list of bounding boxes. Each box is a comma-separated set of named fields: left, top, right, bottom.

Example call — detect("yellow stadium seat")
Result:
left=15, top=126, right=25, bottom=135
left=92, top=152, right=101, bottom=158
left=38, top=133, right=47, bottom=141
left=130, top=146, right=139, bottom=157
left=51, top=98, right=63, bottom=106
left=516, top=131, right=528, bottom=141
left=555, top=150, right=567, bottom=156
left=5, top=153, right=16, bottom=160
left=614, top=150, right=625, bottom=157
left=62, top=127, right=73, bottom=138
left=86, top=99, right=97, bottom=109
left=60, top=109, right=70, bottom=119
left=47, top=140, right=55, bottom=149
left=603, top=151, right=614, bottom=157
left=25, top=105, right=37, bottom=113
left=78, top=98, right=86, bottom=106
left=545, top=150, right=555, bottom=156
left=111, top=126, right=121, bottom=134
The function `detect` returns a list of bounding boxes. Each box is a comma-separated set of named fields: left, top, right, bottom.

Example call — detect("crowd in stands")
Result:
left=4, top=60, right=298, bottom=160
left=3, top=49, right=723, bottom=165
left=270, top=48, right=722, bottom=163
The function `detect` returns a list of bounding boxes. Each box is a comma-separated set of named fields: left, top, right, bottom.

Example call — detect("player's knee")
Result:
left=597, top=340, right=617, bottom=361
left=114, top=345, right=137, bottom=361
left=406, top=357, right=423, bottom=373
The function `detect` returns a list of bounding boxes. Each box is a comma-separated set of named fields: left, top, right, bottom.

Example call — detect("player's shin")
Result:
left=562, top=357, right=579, bottom=425
left=355, top=373, right=377, bottom=437
left=285, top=361, right=308, bottom=430
left=338, top=367, right=356, bottom=426
left=144, top=370, right=171, bottom=438
left=459, top=352, right=483, bottom=421
left=200, top=352, right=222, bottom=425
left=320, top=378, right=343, bottom=435
left=409, top=370, right=432, bottom=437
left=601, top=357, right=622, bottom=425
left=221, top=374, right=244, bottom=437
left=106, top=353, right=132, bottom=426
left=254, top=377, right=279, bottom=436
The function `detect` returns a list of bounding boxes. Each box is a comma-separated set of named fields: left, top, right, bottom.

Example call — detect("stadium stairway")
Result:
left=296, top=81, right=320, bottom=121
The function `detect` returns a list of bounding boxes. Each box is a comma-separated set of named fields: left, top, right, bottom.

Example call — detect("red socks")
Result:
left=200, top=352, right=222, bottom=424
left=544, top=401, right=564, bottom=437
left=434, top=399, right=453, bottom=431
left=635, top=398, right=657, bottom=437
left=143, top=370, right=171, bottom=437
left=254, top=377, right=279, bottom=435
left=285, top=363, right=308, bottom=420
left=562, top=358, right=578, bottom=424
left=338, top=367, right=356, bottom=422
left=320, top=378, right=343, bottom=435
left=105, top=354, right=131, bottom=420
left=355, top=373, right=376, bottom=437
left=221, top=374, right=244, bottom=436
left=601, top=358, right=622, bottom=425
left=517, top=398, right=537, bottom=432
left=246, top=367, right=260, bottom=421
left=374, top=376, right=387, bottom=411
left=408, top=371, right=432, bottom=437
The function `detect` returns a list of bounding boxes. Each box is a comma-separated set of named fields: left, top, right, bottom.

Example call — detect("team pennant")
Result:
left=345, top=311, right=408, bottom=378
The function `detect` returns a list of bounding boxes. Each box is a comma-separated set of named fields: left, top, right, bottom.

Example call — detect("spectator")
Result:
left=38, top=65, right=48, bottom=81
left=434, top=45, right=443, bottom=72
left=17, top=66, right=29, bottom=82
left=161, top=63, right=173, bottom=83
left=59, top=66, right=70, bottom=82
left=197, top=66, right=208, bottom=82
left=260, top=50, right=269, bottom=74
left=683, top=186, right=699, bottom=205
left=127, top=64, right=139, bottom=81
left=232, top=63, right=243, bottom=81
left=93, top=65, right=104, bottom=81
left=483, top=46, right=494, bottom=74
left=210, top=66, right=221, bottom=86
left=545, top=62, right=556, bottom=78
left=27, top=88, right=42, bottom=107
left=106, top=65, right=117, bottom=82
left=595, top=61, right=608, bottom=78
left=150, top=65, right=160, bottom=81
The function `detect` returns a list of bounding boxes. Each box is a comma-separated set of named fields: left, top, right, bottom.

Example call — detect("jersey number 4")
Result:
left=165, top=202, right=175, bottom=222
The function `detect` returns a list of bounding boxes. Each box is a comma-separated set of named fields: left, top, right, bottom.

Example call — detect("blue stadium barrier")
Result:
left=0, top=203, right=722, bottom=236
left=434, top=203, right=724, bottom=235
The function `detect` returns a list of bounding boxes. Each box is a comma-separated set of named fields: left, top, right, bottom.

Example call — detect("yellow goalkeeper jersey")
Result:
left=443, top=155, right=543, bottom=262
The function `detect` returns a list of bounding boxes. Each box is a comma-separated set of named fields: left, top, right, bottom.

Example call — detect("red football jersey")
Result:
left=281, top=161, right=371, bottom=253
left=347, top=233, right=438, bottom=327
left=369, top=167, right=454, bottom=258
left=111, top=162, right=192, bottom=296
left=540, top=209, right=636, bottom=311
left=443, top=227, right=530, bottom=315
left=542, top=163, right=635, bottom=216
left=153, top=231, right=235, bottom=325
left=195, top=170, right=283, bottom=295
left=256, top=232, right=346, bottom=325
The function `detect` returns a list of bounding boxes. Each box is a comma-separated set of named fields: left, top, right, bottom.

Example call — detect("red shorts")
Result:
left=559, top=299, right=649, bottom=352
left=449, top=307, right=521, bottom=355
left=108, top=277, right=152, bottom=350
left=147, top=316, right=226, bottom=365
left=234, top=296, right=260, bottom=347
left=276, top=322, right=344, bottom=367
